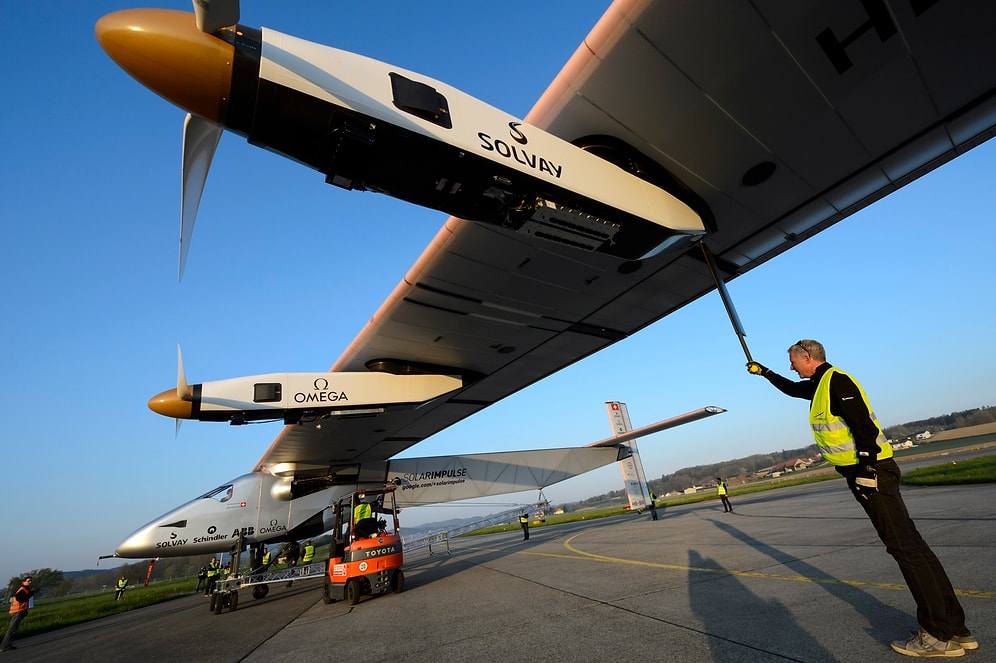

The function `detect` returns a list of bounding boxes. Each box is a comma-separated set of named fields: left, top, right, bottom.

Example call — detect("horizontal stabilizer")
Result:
left=588, top=406, right=725, bottom=447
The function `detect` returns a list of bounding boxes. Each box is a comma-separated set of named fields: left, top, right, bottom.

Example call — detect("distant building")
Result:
left=914, top=430, right=932, bottom=441
left=891, top=440, right=914, bottom=450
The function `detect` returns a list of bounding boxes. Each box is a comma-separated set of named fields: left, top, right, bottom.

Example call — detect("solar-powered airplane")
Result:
left=98, top=0, right=996, bottom=559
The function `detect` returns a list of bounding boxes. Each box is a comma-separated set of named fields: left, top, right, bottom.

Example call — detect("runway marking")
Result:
left=469, top=534, right=995, bottom=599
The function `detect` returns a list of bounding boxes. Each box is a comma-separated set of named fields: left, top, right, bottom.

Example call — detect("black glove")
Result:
left=746, top=361, right=768, bottom=376
left=852, top=463, right=878, bottom=500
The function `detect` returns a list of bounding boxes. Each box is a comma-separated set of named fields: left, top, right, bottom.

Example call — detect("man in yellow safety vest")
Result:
left=749, top=339, right=976, bottom=657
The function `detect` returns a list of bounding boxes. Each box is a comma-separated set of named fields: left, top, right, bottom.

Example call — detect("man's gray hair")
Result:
left=789, top=339, right=826, bottom=362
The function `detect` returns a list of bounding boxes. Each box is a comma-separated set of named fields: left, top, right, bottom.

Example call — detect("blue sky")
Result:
left=2, top=1, right=994, bottom=583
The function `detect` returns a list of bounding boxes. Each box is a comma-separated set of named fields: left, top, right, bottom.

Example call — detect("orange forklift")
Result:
left=323, top=486, right=405, bottom=605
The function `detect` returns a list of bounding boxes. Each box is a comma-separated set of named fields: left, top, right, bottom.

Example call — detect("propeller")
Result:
left=175, top=343, right=192, bottom=437
left=177, top=343, right=191, bottom=401
left=179, top=113, right=222, bottom=282
left=178, top=0, right=238, bottom=281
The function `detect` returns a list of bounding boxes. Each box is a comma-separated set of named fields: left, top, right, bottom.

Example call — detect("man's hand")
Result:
left=747, top=361, right=768, bottom=375
left=852, top=464, right=878, bottom=500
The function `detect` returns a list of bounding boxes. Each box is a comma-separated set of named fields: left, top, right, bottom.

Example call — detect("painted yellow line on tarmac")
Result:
left=466, top=534, right=995, bottom=599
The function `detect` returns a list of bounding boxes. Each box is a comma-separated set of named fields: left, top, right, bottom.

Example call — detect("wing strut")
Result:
left=699, top=241, right=757, bottom=369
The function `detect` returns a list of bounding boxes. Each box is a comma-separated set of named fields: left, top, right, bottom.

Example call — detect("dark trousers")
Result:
left=1, top=611, right=26, bottom=649
left=720, top=495, right=732, bottom=512
left=842, top=458, right=967, bottom=641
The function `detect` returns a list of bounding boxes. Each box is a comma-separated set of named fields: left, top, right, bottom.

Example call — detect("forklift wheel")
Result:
left=345, top=578, right=362, bottom=605
left=214, top=593, right=225, bottom=615
left=391, top=569, right=405, bottom=594
left=322, top=577, right=335, bottom=605
left=252, top=585, right=269, bottom=600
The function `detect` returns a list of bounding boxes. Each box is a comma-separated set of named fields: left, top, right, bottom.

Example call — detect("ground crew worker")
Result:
left=195, top=566, right=207, bottom=591
left=648, top=491, right=659, bottom=520
left=353, top=497, right=377, bottom=538
left=115, top=575, right=129, bottom=601
left=716, top=478, right=733, bottom=513
left=204, top=556, right=220, bottom=596
left=1, top=576, right=33, bottom=652
left=261, top=547, right=271, bottom=568
left=749, top=339, right=976, bottom=657
left=519, top=513, right=529, bottom=540
left=302, top=540, right=315, bottom=564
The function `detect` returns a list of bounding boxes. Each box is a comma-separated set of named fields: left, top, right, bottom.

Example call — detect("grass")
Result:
left=1, top=578, right=197, bottom=639
left=5, top=451, right=994, bottom=640
left=902, top=455, right=996, bottom=485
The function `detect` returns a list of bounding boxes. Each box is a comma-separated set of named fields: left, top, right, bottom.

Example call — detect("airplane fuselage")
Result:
left=115, top=471, right=352, bottom=557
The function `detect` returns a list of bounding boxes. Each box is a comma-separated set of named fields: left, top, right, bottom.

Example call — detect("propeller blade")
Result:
left=177, top=343, right=191, bottom=401
left=180, top=113, right=222, bottom=282
left=193, top=0, right=240, bottom=34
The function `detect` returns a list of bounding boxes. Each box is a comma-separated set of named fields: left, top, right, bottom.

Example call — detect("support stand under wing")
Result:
left=699, top=241, right=758, bottom=369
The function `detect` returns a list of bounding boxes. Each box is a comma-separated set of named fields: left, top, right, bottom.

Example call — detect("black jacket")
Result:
left=764, top=362, right=883, bottom=465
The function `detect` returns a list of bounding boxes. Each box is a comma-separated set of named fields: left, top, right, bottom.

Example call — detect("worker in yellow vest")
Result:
left=748, top=339, right=975, bottom=656
left=302, top=540, right=315, bottom=564
left=115, top=575, right=129, bottom=601
left=204, top=556, right=221, bottom=596
left=518, top=513, right=529, bottom=540
left=715, top=478, right=733, bottom=513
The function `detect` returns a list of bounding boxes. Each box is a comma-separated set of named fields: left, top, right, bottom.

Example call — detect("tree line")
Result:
left=883, top=405, right=996, bottom=441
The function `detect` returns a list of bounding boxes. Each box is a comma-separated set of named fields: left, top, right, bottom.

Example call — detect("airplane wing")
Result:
left=252, top=0, right=996, bottom=474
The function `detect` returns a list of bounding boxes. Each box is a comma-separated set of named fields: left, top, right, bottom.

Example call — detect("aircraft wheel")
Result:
left=391, top=569, right=405, bottom=594
left=209, top=593, right=217, bottom=612
left=345, top=578, right=362, bottom=605
left=229, top=590, right=239, bottom=611
left=252, top=585, right=269, bottom=600
left=322, top=577, right=336, bottom=604
left=214, top=593, right=225, bottom=615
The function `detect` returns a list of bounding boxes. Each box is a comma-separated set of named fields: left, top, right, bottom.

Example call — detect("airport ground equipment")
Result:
left=209, top=560, right=328, bottom=613
left=323, top=487, right=404, bottom=606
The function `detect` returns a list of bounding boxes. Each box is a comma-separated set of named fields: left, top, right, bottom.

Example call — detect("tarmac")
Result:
left=13, top=453, right=996, bottom=662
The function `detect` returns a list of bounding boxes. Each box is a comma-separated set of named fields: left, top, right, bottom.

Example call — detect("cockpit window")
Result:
left=201, top=484, right=235, bottom=503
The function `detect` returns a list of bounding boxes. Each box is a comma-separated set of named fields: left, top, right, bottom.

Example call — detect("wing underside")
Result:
left=256, top=0, right=996, bottom=473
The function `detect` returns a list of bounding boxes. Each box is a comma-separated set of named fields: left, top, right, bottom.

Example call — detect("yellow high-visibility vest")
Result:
left=810, top=368, right=892, bottom=466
